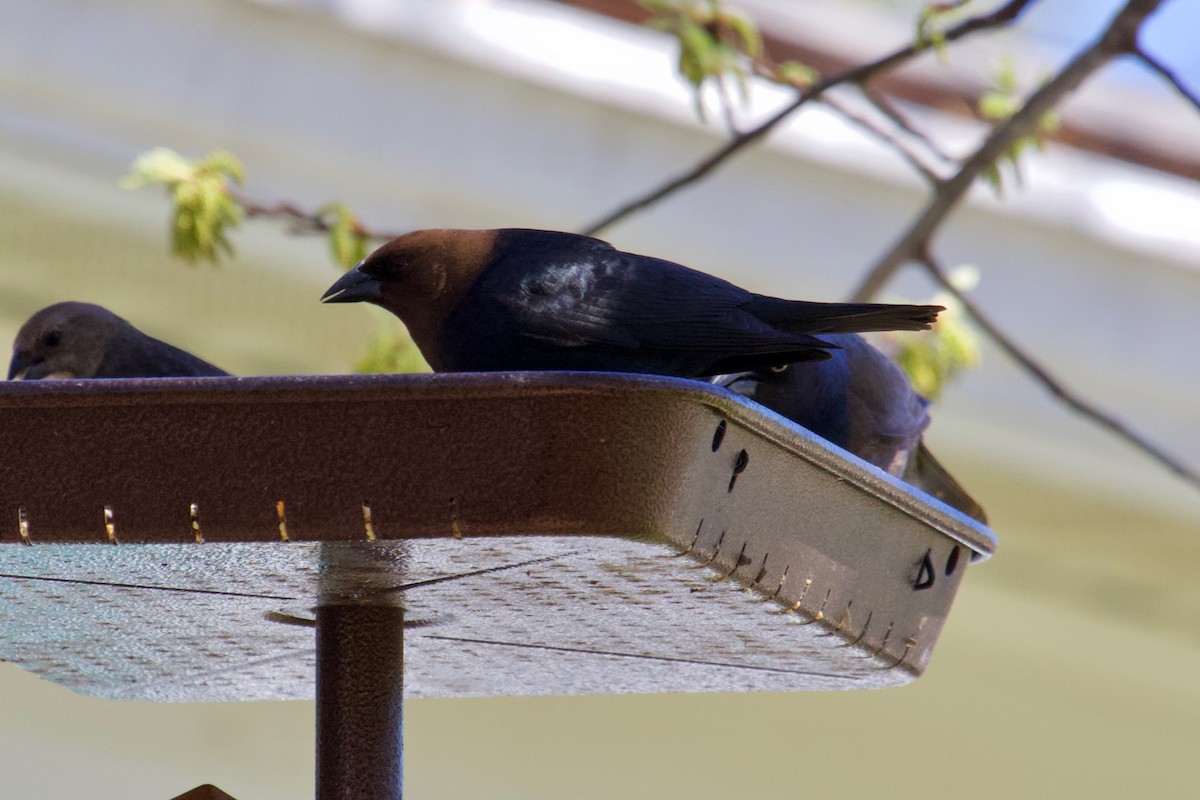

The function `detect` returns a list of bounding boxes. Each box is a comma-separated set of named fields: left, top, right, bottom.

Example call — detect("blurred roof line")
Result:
left=552, top=0, right=1200, bottom=183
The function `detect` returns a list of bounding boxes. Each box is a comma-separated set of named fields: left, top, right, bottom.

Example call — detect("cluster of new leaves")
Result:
left=643, top=0, right=762, bottom=118
left=915, top=1, right=976, bottom=56
left=121, top=148, right=245, bottom=264
left=978, top=59, right=1060, bottom=194
left=883, top=268, right=983, bottom=401
left=321, top=202, right=370, bottom=270
left=122, top=149, right=422, bottom=373
left=122, top=148, right=371, bottom=270
left=643, top=0, right=818, bottom=119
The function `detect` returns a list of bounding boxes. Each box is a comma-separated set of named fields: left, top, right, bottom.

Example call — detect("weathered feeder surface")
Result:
left=0, top=373, right=994, bottom=701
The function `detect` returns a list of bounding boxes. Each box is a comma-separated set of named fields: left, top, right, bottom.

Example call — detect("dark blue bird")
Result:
left=715, top=334, right=986, bottom=522
left=321, top=228, right=943, bottom=376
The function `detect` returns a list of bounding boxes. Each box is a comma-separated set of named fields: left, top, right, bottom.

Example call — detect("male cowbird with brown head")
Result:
left=715, top=334, right=987, bottom=522
left=8, top=301, right=228, bottom=380
left=322, top=228, right=942, bottom=376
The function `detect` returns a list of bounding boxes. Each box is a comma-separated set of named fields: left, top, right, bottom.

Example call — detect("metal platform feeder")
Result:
left=0, top=372, right=996, bottom=799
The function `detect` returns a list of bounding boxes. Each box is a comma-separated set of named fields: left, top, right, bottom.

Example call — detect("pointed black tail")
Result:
left=745, top=297, right=943, bottom=334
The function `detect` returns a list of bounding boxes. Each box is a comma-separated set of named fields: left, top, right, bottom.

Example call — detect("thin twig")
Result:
left=850, top=0, right=1164, bottom=302
left=714, top=73, right=744, bottom=136
left=1136, top=47, right=1200, bottom=114
left=579, top=0, right=1038, bottom=236
left=861, top=86, right=958, bottom=165
left=752, top=51, right=949, bottom=185
left=239, top=199, right=329, bottom=235
left=820, top=93, right=945, bottom=185
left=916, top=252, right=1200, bottom=489
left=232, top=192, right=404, bottom=242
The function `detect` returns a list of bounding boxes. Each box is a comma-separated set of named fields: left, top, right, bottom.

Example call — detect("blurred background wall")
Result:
left=1, top=0, right=1198, bottom=797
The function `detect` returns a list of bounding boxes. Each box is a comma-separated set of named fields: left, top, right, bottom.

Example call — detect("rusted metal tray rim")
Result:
left=0, top=371, right=995, bottom=559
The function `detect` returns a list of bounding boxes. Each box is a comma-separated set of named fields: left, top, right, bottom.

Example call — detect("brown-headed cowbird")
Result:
left=8, top=301, right=228, bottom=380
left=321, top=228, right=942, bottom=376
left=715, top=334, right=987, bottom=522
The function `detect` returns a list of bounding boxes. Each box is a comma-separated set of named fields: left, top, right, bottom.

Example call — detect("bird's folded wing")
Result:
left=491, top=249, right=823, bottom=355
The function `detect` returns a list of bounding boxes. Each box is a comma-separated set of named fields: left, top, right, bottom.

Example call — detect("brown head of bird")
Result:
left=321, top=229, right=499, bottom=368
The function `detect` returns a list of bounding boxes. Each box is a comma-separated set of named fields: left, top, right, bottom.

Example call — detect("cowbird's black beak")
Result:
left=322, top=269, right=384, bottom=305
left=7, top=350, right=35, bottom=381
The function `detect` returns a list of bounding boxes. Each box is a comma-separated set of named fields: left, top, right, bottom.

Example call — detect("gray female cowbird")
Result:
left=322, top=228, right=943, bottom=376
left=715, top=333, right=986, bottom=522
left=8, top=301, right=228, bottom=380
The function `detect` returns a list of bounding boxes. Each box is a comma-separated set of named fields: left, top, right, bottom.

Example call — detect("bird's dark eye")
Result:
left=43, top=331, right=61, bottom=348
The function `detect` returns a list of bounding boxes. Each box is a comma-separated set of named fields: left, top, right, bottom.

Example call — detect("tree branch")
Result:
left=850, top=0, right=1165, bottom=301
left=841, top=0, right=1195, bottom=489
left=819, top=93, right=945, bottom=186
left=579, top=0, right=1039, bottom=237
left=861, top=86, right=957, bottom=167
left=1136, top=47, right=1200, bottom=114
left=916, top=252, right=1200, bottom=489
left=233, top=193, right=404, bottom=242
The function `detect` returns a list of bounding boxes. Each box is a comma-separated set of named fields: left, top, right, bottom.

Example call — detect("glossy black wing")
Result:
left=482, top=230, right=820, bottom=357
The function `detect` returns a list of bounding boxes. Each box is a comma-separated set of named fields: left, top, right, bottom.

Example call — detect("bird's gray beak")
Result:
left=322, top=268, right=384, bottom=305
left=7, top=351, right=36, bottom=381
